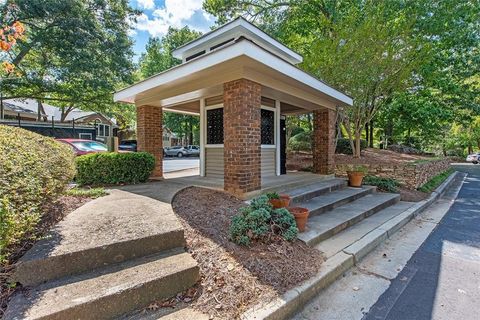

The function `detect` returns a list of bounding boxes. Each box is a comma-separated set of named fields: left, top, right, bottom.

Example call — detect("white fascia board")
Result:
left=114, top=41, right=352, bottom=106
left=172, top=18, right=303, bottom=65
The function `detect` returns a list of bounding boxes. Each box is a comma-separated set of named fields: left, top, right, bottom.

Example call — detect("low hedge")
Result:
left=335, top=138, right=367, bottom=154
left=76, top=152, right=155, bottom=185
left=0, top=125, right=75, bottom=262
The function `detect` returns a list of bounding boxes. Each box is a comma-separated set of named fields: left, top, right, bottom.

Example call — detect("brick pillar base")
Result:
left=223, top=79, right=261, bottom=195
left=313, top=108, right=336, bottom=175
left=136, top=105, right=163, bottom=177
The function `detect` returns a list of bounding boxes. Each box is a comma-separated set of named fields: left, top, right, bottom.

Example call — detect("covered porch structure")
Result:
left=114, top=17, right=352, bottom=197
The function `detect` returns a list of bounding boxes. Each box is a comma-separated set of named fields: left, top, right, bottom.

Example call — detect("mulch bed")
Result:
left=171, top=187, right=324, bottom=319
left=0, top=195, right=93, bottom=317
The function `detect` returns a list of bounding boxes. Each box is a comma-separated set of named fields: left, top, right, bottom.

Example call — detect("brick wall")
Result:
left=313, top=108, right=336, bottom=174
left=136, top=105, right=163, bottom=177
left=223, top=79, right=261, bottom=195
left=335, top=158, right=451, bottom=190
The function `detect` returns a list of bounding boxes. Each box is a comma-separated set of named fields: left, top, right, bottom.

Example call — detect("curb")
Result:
left=242, top=171, right=461, bottom=320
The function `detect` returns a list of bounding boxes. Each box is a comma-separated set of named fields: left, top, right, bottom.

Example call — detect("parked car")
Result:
left=57, top=139, right=108, bottom=156
left=164, top=146, right=188, bottom=157
left=466, top=153, right=480, bottom=164
left=185, top=145, right=200, bottom=157
left=119, top=139, right=137, bottom=152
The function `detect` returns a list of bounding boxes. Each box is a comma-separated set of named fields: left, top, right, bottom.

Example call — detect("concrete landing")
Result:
left=6, top=190, right=199, bottom=320
left=14, top=190, right=185, bottom=286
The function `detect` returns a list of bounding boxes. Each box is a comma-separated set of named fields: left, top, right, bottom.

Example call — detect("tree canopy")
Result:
left=0, top=0, right=137, bottom=121
left=205, top=0, right=480, bottom=156
left=138, top=26, right=202, bottom=145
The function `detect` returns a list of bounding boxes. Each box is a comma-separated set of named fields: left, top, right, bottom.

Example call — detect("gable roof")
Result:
left=172, top=17, right=303, bottom=65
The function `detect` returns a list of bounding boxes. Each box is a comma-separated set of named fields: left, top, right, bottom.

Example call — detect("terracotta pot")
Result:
left=269, top=194, right=291, bottom=209
left=347, top=171, right=364, bottom=187
left=288, top=207, right=309, bottom=232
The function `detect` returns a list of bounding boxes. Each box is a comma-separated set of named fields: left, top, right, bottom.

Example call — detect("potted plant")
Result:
left=266, top=192, right=291, bottom=209
left=347, top=165, right=368, bottom=187
left=288, top=207, right=309, bottom=232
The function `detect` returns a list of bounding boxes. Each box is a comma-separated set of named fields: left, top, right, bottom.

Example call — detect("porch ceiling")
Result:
left=114, top=39, right=353, bottom=113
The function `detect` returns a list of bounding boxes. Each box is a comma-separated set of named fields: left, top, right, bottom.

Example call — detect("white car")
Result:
left=466, top=153, right=480, bottom=164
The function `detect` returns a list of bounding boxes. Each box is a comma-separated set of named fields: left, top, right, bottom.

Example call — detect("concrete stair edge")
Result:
left=287, top=179, right=348, bottom=205
left=302, top=186, right=377, bottom=217
left=299, top=193, right=401, bottom=247
left=5, top=252, right=199, bottom=320
left=13, top=229, right=186, bottom=287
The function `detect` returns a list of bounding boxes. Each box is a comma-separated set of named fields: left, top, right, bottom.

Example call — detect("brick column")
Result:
left=313, top=108, right=336, bottom=175
left=136, top=105, right=163, bottom=177
left=223, top=79, right=261, bottom=195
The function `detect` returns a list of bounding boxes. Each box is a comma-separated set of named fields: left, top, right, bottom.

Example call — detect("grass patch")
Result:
left=412, top=157, right=441, bottom=164
left=417, top=168, right=454, bottom=193
left=363, top=175, right=400, bottom=193
left=65, top=187, right=108, bottom=198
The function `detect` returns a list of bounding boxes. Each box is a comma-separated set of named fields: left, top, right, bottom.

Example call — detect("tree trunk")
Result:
left=369, top=120, right=374, bottom=148
left=365, top=122, right=369, bottom=145
left=306, top=113, right=313, bottom=132
left=354, top=130, right=361, bottom=158
left=37, top=100, right=47, bottom=121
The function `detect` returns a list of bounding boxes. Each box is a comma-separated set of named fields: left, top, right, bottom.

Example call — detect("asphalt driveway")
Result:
left=364, top=163, right=480, bottom=320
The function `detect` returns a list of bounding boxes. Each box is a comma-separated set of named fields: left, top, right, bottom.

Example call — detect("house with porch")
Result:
left=114, top=17, right=352, bottom=197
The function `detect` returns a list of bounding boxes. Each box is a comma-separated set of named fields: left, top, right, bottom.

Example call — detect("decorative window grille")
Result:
left=206, top=108, right=224, bottom=144
left=261, top=109, right=275, bottom=145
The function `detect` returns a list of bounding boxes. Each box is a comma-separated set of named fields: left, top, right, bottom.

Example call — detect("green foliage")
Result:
left=288, top=131, right=313, bottom=152
left=265, top=192, right=280, bottom=200
left=336, top=138, right=367, bottom=155
left=75, top=152, right=155, bottom=186
left=64, top=187, right=108, bottom=199
left=363, top=176, right=400, bottom=193
left=1, top=0, right=137, bottom=121
left=418, top=169, right=454, bottom=193
left=0, top=125, right=75, bottom=262
left=138, top=26, right=202, bottom=144
left=230, top=195, right=298, bottom=246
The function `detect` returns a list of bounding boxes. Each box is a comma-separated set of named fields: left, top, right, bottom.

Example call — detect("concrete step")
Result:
left=298, top=193, right=401, bottom=247
left=299, top=186, right=376, bottom=216
left=286, top=178, right=348, bottom=205
left=13, top=190, right=186, bottom=286
left=315, top=201, right=416, bottom=259
left=5, top=251, right=199, bottom=320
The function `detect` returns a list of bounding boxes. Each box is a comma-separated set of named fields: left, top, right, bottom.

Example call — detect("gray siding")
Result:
left=261, top=148, right=276, bottom=177
left=205, top=147, right=224, bottom=179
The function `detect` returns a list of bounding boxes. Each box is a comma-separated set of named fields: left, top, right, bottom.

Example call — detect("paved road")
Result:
left=162, top=158, right=199, bottom=173
left=364, top=163, right=480, bottom=320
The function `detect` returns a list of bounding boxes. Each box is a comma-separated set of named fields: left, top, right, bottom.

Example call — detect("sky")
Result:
left=128, top=0, right=215, bottom=60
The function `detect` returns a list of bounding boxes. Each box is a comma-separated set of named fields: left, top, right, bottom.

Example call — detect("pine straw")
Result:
left=0, top=195, right=93, bottom=317
left=171, top=187, right=324, bottom=319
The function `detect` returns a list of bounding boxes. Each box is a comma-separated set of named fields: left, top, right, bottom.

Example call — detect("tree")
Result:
left=205, top=0, right=480, bottom=156
left=139, top=27, right=202, bottom=144
left=1, top=0, right=137, bottom=121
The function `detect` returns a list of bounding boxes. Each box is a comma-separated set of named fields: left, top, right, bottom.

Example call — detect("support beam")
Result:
left=223, top=79, right=261, bottom=195
left=313, top=108, right=336, bottom=175
left=136, top=105, right=163, bottom=178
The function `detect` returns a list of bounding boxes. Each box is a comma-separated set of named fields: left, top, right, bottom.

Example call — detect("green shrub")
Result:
left=0, top=125, right=75, bottom=262
left=336, top=138, right=367, bottom=154
left=76, top=152, right=155, bottom=185
left=288, top=132, right=313, bottom=152
left=363, top=176, right=400, bottom=193
left=229, top=195, right=298, bottom=246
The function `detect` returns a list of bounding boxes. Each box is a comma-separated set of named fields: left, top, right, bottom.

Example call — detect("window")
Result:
left=79, top=133, right=92, bottom=140
left=96, top=124, right=110, bottom=137
left=104, top=125, right=110, bottom=137
left=261, top=109, right=275, bottom=145
left=206, top=108, right=224, bottom=144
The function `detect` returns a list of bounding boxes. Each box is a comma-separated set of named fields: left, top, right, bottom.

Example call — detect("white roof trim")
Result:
left=172, top=17, right=303, bottom=65
left=114, top=40, right=352, bottom=106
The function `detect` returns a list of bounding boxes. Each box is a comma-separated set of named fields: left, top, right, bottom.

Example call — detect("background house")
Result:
left=0, top=98, right=116, bottom=142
